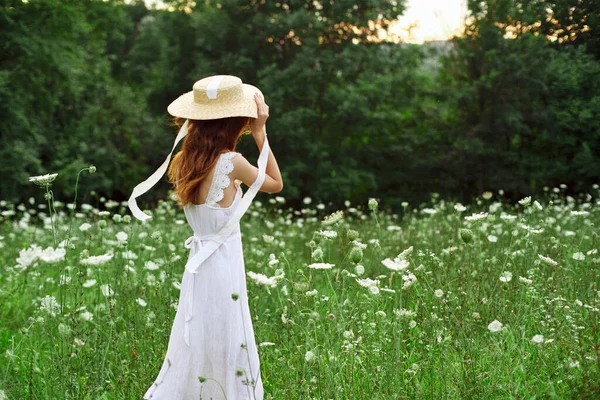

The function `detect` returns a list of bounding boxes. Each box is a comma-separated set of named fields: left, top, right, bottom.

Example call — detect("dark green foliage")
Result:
left=0, top=0, right=598, bottom=211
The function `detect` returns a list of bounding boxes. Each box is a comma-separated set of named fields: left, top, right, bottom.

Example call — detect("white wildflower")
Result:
left=487, top=319, right=503, bottom=332
left=538, top=254, right=558, bottom=266
left=28, top=173, right=58, bottom=186
left=307, top=262, right=335, bottom=270
left=465, top=212, right=488, bottom=221
left=80, top=253, right=113, bottom=266
left=499, top=271, right=512, bottom=283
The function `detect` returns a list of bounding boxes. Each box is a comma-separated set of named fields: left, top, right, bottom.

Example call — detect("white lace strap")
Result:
left=205, top=152, right=237, bottom=207
left=185, top=129, right=270, bottom=274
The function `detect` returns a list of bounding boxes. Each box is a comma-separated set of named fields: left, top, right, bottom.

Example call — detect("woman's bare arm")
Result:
left=231, top=91, right=283, bottom=193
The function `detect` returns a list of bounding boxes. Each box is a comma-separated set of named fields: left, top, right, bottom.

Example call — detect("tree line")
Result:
left=1, top=0, right=598, bottom=212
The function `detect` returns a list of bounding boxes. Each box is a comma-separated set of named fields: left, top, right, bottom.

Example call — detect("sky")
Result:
left=142, top=0, right=468, bottom=44
left=389, top=0, right=468, bottom=43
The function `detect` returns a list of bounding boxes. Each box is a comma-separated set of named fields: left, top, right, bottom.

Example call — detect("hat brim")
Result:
left=167, top=83, right=262, bottom=120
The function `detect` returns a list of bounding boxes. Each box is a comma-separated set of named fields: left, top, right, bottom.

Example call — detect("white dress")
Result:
left=143, top=151, right=264, bottom=400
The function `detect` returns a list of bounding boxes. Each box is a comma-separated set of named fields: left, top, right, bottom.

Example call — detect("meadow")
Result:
left=0, top=171, right=598, bottom=399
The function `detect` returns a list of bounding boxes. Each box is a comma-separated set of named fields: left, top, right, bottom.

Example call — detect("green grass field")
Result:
left=1, top=175, right=599, bottom=399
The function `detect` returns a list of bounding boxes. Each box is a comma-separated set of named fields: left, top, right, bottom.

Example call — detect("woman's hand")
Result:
left=249, top=92, right=269, bottom=141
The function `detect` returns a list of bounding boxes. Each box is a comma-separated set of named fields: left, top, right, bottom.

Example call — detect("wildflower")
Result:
left=538, top=254, right=558, bottom=266
left=518, top=196, right=531, bottom=206
left=343, top=330, right=354, bottom=339
left=487, top=235, right=498, bottom=243
left=307, top=262, right=335, bottom=270
left=487, top=319, right=503, bottom=332
left=79, top=311, right=94, bottom=321
left=533, top=201, right=543, bottom=211
left=499, top=271, right=512, bottom=283
left=434, top=289, right=444, bottom=298
left=73, top=338, right=86, bottom=346
left=369, top=286, right=380, bottom=295
left=80, top=253, right=113, bottom=266
left=101, top=284, right=114, bottom=297
left=79, top=222, right=92, bottom=232
left=355, top=264, right=365, bottom=275
left=29, top=173, right=58, bottom=187
left=454, top=203, right=466, bottom=212
left=459, top=228, right=473, bottom=244
left=356, top=277, right=380, bottom=288
left=88, top=165, right=96, bottom=174
left=305, top=350, right=315, bottom=362
left=305, top=289, right=318, bottom=296
left=58, top=323, right=70, bottom=336
left=572, top=252, right=585, bottom=261
left=349, top=247, right=363, bottom=263
left=409, top=320, right=417, bottom=328
left=303, top=197, right=312, bottom=205
left=465, top=212, right=488, bottom=221
left=472, top=312, right=480, bottom=320
left=82, top=279, right=96, bottom=288
left=519, top=276, right=533, bottom=285
left=39, top=247, right=66, bottom=263
left=275, top=196, right=285, bottom=203
left=394, top=308, right=416, bottom=318
left=116, top=232, right=128, bottom=242
left=262, top=234, right=274, bottom=243
left=375, top=310, right=386, bottom=318
left=316, top=230, right=337, bottom=239
left=368, top=198, right=378, bottom=211
left=16, top=244, right=42, bottom=270
left=346, top=229, right=359, bottom=240
left=247, top=271, right=283, bottom=287
left=268, top=254, right=279, bottom=266
left=98, top=211, right=110, bottom=217
left=401, top=272, right=417, bottom=289
left=136, top=298, right=147, bottom=307
left=144, top=261, right=160, bottom=271
left=40, top=295, right=60, bottom=317
left=351, top=240, right=367, bottom=250
left=321, top=210, right=343, bottom=226
left=311, top=247, right=324, bottom=260
left=531, top=334, right=544, bottom=344
left=482, top=191, right=493, bottom=200
left=571, top=211, right=589, bottom=216
left=381, top=257, right=409, bottom=271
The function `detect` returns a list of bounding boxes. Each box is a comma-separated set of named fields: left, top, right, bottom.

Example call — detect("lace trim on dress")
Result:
left=205, top=152, right=238, bottom=208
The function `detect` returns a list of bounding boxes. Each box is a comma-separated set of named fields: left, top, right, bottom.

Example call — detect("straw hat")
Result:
left=167, top=75, right=262, bottom=120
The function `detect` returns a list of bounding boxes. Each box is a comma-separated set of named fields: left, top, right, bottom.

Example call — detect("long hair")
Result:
left=167, top=116, right=251, bottom=207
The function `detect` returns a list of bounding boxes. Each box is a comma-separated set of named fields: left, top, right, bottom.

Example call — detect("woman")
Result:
left=127, top=75, right=283, bottom=399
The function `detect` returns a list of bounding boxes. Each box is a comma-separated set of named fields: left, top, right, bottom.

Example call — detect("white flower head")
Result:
left=454, top=203, right=467, bottom=212
left=531, top=334, right=544, bottom=344
left=29, top=173, right=58, bottom=187
left=518, top=196, right=531, bottom=206
left=572, top=252, right=585, bottom=261
left=465, top=212, right=488, bottom=222
left=307, top=262, right=335, bottom=270
left=80, top=253, right=113, bottom=266
left=538, top=254, right=558, bottom=266
left=499, top=271, right=512, bottom=283
left=487, top=319, right=503, bottom=332
left=321, top=210, right=343, bottom=226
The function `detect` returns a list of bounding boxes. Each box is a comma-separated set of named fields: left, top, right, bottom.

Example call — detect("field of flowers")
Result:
left=0, top=172, right=598, bottom=399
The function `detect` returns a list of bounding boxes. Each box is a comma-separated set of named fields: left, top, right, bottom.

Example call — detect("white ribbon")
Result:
left=128, top=119, right=190, bottom=222
left=206, top=75, right=225, bottom=99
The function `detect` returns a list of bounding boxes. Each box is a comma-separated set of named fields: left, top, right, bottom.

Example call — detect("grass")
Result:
left=0, top=175, right=598, bottom=399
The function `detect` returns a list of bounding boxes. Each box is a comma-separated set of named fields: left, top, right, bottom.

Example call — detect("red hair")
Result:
left=167, top=116, right=251, bottom=207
